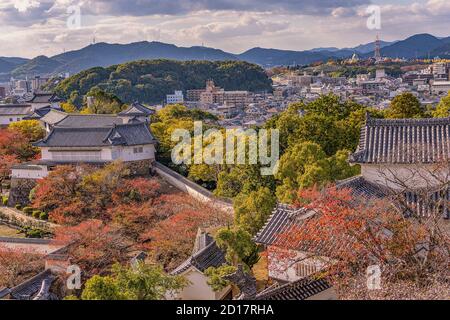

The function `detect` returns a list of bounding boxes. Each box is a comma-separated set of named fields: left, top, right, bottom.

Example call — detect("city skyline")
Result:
left=1, top=0, right=450, bottom=58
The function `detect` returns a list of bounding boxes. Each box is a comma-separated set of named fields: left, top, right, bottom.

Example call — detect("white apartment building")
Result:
left=166, top=91, right=184, bottom=104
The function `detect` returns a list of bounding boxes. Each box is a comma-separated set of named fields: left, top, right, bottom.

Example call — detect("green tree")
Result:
left=215, top=227, right=261, bottom=269
left=275, top=141, right=329, bottom=203
left=205, top=265, right=237, bottom=292
left=80, top=88, right=125, bottom=114
left=432, top=92, right=450, bottom=118
left=81, top=263, right=187, bottom=300
left=81, top=275, right=125, bottom=300
left=387, top=93, right=424, bottom=119
left=9, top=120, right=45, bottom=142
left=233, top=187, right=276, bottom=235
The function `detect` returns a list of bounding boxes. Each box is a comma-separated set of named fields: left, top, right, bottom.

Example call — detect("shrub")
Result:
left=26, top=228, right=45, bottom=239
left=15, top=204, right=21, bottom=210
left=23, top=207, right=33, bottom=215
left=39, top=212, right=48, bottom=221
left=32, top=210, right=41, bottom=219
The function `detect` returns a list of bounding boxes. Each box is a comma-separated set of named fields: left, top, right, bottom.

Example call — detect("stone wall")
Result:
left=125, top=159, right=154, bottom=176
left=154, top=162, right=234, bottom=214
left=8, top=178, right=37, bottom=207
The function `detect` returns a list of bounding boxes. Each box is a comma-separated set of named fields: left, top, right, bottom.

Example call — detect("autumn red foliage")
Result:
left=0, top=247, right=44, bottom=288
left=270, top=185, right=450, bottom=299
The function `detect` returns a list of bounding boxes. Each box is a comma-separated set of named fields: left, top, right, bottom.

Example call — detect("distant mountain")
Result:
left=237, top=47, right=335, bottom=67
left=366, top=34, right=444, bottom=59
left=11, top=41, right=238, bottom=77
left=347, top=40, right=395, bottom=54
left=4, top=33, right=450, bottom=78
left=11, top=55, right=63, bottom=78
left=0, top=57, right=29, bottom=74
left=310, top=47, right=340, bottom=52
left=429, top=42, right=450, bottom=58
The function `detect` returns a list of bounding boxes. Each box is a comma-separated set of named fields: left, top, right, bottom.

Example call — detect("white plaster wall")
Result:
left=175, top=269, right=231, bottom=300
left=362, top=164, right=449, bottom=190
left=11, top=167, right=49, bottom=179
left=113, top=144, right=155, bottom=162
left=0, top=115, right=26, bottom=125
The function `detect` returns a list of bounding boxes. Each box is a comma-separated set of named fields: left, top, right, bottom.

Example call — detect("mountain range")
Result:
left=2, top=33, right=450, bottom=79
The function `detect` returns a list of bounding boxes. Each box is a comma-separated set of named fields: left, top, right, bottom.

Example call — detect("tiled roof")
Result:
left=24, top=106, right=63, bottom=120
left=254, top=204, right=315, bottom=246
left=118, top=102, right=155, bottom=117
left=0, top=104, right=32, bottom=116
left=34, top=122, right=156, bottom=148
left=39, top=109, right=68, bottom=125
left=255, top=277, right=332, bottom=300
left=254, top=203, right=354, bottom=256
left=350, top=115, right=450, bottom=164
left=9, top=270, right=56, bottom=300
left=26, top=93, right=61, bottom=104
left=55, top=114, right=125, bottom=128
left=337, top=176, right=450, bottom=219
left=336, top=176, right=389, bottom=200
left=171, top=238, right=227, bottom=275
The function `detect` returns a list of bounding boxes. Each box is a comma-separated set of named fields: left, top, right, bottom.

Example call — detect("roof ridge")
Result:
left=366, top=116, right=450, bottom=126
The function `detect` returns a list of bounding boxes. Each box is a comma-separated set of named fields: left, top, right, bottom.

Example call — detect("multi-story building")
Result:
left=166, top=90, right=184, bottom=104
left=31, top=77, right=49, bottom=92
left=432, top=62, right=448, bottom=81
left=431, top=81, right=450, bottom=95
left=187, top=80, right=251, bottom=107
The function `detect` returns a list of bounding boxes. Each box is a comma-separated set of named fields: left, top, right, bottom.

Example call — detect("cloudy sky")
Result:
left=1, top=0, right=450, bottom=58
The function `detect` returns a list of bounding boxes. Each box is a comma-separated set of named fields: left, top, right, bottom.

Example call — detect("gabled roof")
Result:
left=171, top=235, right=227, bottom=275
left=8, top=269, right=56, bottom=300
left=24, top=106, right=63, bottom=120
left=254, top=204, right=315, bottom=247
left=254, top=204, right=353, bottom=256
left=255, top=277, right=333, bottom=300
left=39, top=109, right=68, bottom=125
left=54, top=114, right=125, bottom=128
left=0, top=104, right=32, bottom=116
left=34, top=122, right=156, bottom=148
left=336, top=176, right=389, bottom=200
left=26, top=92, right=61, bottom=104
left=350, top=114, right=450, bottom=164
left=118, top=102, right=155, bottom=117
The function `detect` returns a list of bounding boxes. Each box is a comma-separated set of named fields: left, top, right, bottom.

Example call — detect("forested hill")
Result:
left=50, top=59, right=273, bottom=105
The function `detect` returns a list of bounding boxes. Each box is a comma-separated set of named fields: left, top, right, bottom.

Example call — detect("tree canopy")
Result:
left=52, top=60, right=273, bottom=107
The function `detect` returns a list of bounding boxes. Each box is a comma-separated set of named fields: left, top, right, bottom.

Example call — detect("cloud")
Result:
left=66, top=0, right=371, bottom=16
left=178, top=14, right=290, bottom=41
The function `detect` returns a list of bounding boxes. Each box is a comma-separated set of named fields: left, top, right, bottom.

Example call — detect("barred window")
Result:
left=295, top=262, right=320, bottom=278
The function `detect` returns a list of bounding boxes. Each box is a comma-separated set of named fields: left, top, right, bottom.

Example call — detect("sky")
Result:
left=1, top=0, right=450, bottom=58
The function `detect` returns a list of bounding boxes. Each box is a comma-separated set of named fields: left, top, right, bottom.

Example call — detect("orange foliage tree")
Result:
left=271, top=186, right=449, bottom=299
left=0, top=247, right=44, bottom=288
left=142, top=194, right=232, bottom=270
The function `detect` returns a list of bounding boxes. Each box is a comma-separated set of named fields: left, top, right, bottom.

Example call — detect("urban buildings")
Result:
left=166, top=90, right=184, bottom=104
